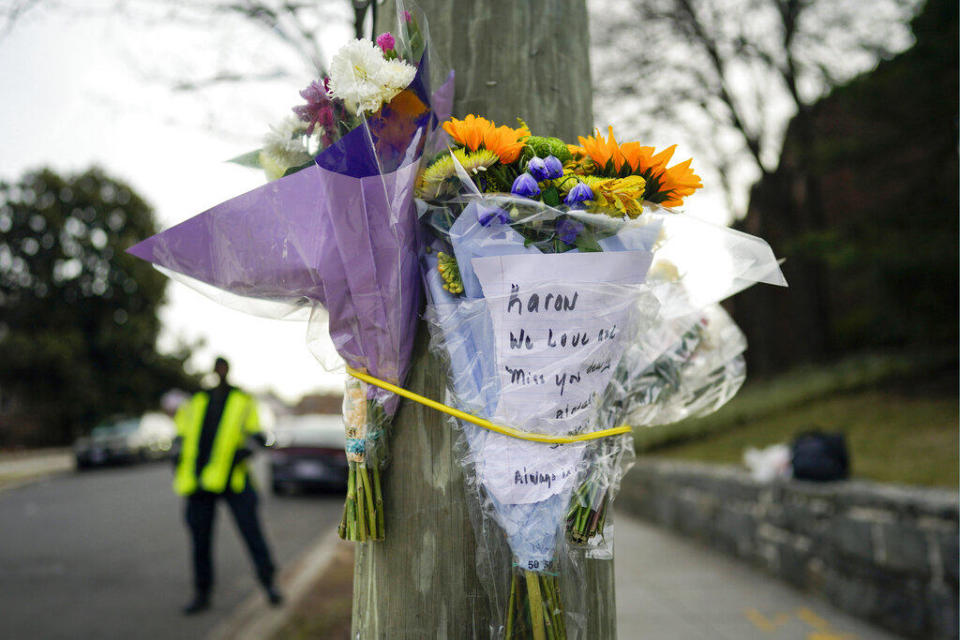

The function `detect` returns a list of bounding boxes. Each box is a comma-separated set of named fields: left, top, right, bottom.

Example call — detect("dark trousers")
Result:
left=184, top=486, right=276, bottom=595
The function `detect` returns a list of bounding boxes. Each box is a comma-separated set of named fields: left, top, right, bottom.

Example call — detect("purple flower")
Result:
left=543, top=155, right=563, bottom=179
left=292, top=78, right=336, bottom=144
left=526, top=157, right=548, bottom=181
left=376, top=32, right=396, bottom=52
left=528, top=155, right=563, bottom=181
left=478, top=206, right=511, bottom=227
left=511, top=173, right=541, bottom=199
left=403, top=10, right=413, bottom=22
left=556, top=219, right=585, bottom=245
left=564, top=181, right=593, bottom=207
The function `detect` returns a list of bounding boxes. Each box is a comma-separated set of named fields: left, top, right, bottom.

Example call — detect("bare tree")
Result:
left=0, top=0, right=357, bottom=141
left=590, top=0, right=921, bottom=218
left=0, top=0, right=44, bottom=38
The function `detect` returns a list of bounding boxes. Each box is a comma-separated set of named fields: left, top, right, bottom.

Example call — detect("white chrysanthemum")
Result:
left=327, top=39, right=416, bottom=115
left=380, top=58, right=417, bottom=90
left=259, top=116, right=312, bottom=180
left=262, top=116, right=312, bottom=166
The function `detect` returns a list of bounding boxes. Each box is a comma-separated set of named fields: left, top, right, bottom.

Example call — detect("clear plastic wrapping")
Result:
left=127, top=2, right=452, bottom=542
left=418, top=145, right=785, bottom=636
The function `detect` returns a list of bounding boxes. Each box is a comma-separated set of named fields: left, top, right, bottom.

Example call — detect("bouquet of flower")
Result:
left=566, top=303, right=747, bottom=549
left=418, top=117, right=786, bottom=638
left=128, top=4, right=453, bottom=543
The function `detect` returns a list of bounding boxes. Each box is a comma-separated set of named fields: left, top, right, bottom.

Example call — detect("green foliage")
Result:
left=649, top=388, right=958, bottom=487
left=0, top=167, right=199, bottom=445
left=524, top=136, right=572, bottom=163
left=733, top=0, right=958, bottom=370
left=632, top=350, right=953, bottom=453
left=540, top=185, right=560, bottom=207
left=227, top=149, right=263, bottom=169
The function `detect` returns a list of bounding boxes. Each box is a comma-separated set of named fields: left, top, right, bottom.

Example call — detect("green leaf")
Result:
left=574, top=230, right=602, bottom=252
left=282, top=160, right=315, bottom=177
left=226, top=149, right=263, bottom=169
left=542, top=186, right=560, bottom=207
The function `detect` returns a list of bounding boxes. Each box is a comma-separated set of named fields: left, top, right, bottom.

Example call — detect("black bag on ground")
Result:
left=790, top=430, right=849, bottom=481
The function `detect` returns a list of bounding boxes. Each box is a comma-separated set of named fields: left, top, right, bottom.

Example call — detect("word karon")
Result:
left=508, top=284, right=579, bottom=315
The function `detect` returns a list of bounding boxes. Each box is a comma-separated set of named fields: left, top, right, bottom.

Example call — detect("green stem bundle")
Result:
left=338, top=458, right=385, bottom=542
left=338, top=381, right=389, bottom=542
left=505, top=567, right=566, bottom=640
left=566, top=469, right=609, bottom=545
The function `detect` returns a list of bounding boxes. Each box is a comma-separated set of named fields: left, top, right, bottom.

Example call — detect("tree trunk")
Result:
left=352, top=2, right=606, bottom=638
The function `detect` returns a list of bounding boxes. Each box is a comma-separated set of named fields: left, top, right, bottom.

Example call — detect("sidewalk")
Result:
left=0, top=449, right=73, bottom=491
left=615, top=513, right=903, bottom=640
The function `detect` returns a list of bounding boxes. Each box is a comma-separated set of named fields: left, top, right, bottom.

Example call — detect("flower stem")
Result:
left=506, top=571, right=517, bottom=638
left=356, top=467, right=368, bottom=542
left=524, top=570, right=547, bottom=640
left=359, top=463, right=378, bottom=539
left=372, top=462, right=385, bottom=539
left=343, top=462, right=358, bottom=540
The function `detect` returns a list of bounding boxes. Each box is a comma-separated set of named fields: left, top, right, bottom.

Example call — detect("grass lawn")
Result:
left=647, top=382, right=958, bottom=488
left=271, top=543, right=354, bottom=640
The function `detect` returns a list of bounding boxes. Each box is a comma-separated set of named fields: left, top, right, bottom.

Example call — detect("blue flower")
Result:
left=556, top=219, right=585, bottom=245
left=526, top=157, right=548, bottom=181
left=564, top=181, right=593, bottom=207
left=511, top=173, right=541, bottom=199
left=478, top=206, right=511, bottom=227
left=527, top=155, right=563, bottom=181
left=542, top=155, right=563, bottom=180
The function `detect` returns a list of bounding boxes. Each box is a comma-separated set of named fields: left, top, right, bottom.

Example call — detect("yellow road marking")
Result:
left=744, top=609, right=790, bottom=632
left=797, top=607, right=831, bottom=630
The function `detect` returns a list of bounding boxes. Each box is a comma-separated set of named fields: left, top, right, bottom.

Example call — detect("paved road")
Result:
left=0, top=460, right=343, bottom=640
left=616, top=514, right=903, bottom=640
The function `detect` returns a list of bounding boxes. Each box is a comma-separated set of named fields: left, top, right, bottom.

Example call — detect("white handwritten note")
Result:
left=470, top=250, right=652, bottom=504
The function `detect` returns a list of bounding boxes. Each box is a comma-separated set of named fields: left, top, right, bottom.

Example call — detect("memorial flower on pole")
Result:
left=417, top=116, right=787, bottom=638
left=127, top=5, right=453, bottom=545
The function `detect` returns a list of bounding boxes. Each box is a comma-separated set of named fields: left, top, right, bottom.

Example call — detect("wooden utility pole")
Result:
left=352, top=2, right=610, bottom=637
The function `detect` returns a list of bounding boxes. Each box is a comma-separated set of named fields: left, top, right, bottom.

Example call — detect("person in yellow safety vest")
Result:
left=173, top=356, right=282, bottom=615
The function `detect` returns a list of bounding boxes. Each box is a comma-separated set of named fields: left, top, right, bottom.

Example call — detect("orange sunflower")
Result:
left=441, top=115, right=529, bottom=164
left=592, top=133, right=703, bottom=207
left=482, top=123, right=530, bottom=164
left=657, top=158, right=703, bottom=207
left=442, top=115, right=493, bottom=152
left=577, top=127, right=625, bottom=173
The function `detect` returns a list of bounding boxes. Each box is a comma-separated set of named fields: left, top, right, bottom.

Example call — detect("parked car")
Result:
left=73, top=413, right=176, bottom=469
left=74, top=417, right=143, bottom=469
left=270, top=414, right=347, bottom=494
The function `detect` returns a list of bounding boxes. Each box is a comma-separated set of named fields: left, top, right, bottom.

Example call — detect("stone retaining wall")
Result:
left=618, top=459, right=959, bottom=639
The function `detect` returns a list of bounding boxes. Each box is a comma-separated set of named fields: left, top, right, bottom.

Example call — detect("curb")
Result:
left=205, top=526, right=349, bottom=640
left=0, top=452, right=74, bottom=493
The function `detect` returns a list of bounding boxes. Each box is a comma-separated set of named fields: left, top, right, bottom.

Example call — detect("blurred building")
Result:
left=293, top=393, right=343, bottom=415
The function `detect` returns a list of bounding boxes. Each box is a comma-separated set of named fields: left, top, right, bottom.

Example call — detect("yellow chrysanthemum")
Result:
left=459, top=148, right=499, bottom=175
left=418, top=149, right=498, bottom=199
left=418, top=154, right=457, bottom=199
left=588, top=175, right=647, bottom=218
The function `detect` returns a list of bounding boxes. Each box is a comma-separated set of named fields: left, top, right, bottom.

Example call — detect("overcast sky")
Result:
left=0, top=4, right=359, bottom=401
left=0, top=2, right=738, bottom=403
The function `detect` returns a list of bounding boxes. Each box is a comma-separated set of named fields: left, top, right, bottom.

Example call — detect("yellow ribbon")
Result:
left=345, top=366, right=632, bottom=445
